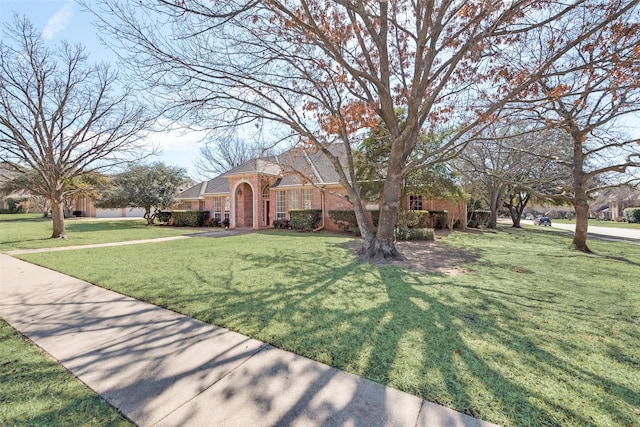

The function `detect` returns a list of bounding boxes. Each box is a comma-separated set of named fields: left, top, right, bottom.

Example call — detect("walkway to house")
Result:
left=0, top=242, right=496, bottom=427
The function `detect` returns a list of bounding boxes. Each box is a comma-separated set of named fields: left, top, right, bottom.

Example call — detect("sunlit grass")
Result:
left=0, top=318, right=131, bottom=426
left=15, top=228, right=640, bottom=427
left=0, top=213, right=204, bottom=252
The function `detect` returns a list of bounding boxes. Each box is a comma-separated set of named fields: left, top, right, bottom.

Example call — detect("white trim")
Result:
left=230, top=179, right=257, bottom=229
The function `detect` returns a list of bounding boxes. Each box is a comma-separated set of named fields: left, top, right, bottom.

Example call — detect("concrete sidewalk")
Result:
left=0, top=254, right=496, bottom=427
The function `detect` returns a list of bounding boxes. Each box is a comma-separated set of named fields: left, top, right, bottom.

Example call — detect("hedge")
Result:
left=623, top=207, right=640, bottom=224
left=2, top=198, right=27, bottom=214
left=289, top=209, right=322, bottom=230
left=428, top=210, right=448, bottom=230
left=329, top=209, right=449, bottom=230
left=329, top=210, right=358, bottom=231
left=395, top=227, right=435, bottom=241
left=171, top=210, right=210, bottom=227
left=156, top=211, right=172, bottom=224
left=401, top=210, right=430, bottom=228
left=468, top=210, right=491, bottom=228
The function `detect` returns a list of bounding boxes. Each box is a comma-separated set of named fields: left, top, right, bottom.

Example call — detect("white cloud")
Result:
left=42, top=0, right=74, bottom=40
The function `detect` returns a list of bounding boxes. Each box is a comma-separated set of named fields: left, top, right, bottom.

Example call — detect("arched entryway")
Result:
left=235, top=182, right=254, bottom=228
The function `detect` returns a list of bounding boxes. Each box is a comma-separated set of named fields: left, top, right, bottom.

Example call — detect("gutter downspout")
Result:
left=313, top=191, right=325, bottom=232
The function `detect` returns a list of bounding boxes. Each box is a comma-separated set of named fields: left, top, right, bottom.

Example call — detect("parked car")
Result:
left=534, top=217, right=552, bottom=226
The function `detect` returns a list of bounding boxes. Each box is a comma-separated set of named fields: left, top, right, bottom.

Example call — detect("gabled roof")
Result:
left=177, top=144, right=347, bottom=199
left=272, top=145, right=345, bottom=187
left=178, top=181, right=207, bottom=200
left=204, top=175, right=230, bottom=194
left=222, top=158, right=282, bottom=177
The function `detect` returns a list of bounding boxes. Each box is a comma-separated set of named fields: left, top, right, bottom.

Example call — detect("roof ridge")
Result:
left=302, top=148, right=324, bottom=184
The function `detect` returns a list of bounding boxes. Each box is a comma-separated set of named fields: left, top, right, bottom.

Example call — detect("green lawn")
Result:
left=0, top=318, right=132, bottom=426
left=0, top=213, right=206, bottom=252
left=13, top=227, right=640, bottom=427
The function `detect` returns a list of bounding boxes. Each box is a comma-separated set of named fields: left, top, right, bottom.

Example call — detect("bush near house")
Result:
left=400, top=210, right=430, bottom=228
left=171, top=210, right=209, bottom=227
left=289, top=209, right=322, bottom=230
left=273, top=219, right=291, bottom=229
left=468, top=210, right=491, bottom=228
left=329, top=210, right=358, bottom=231
left=0, top=197, right=28, bottom=214
left=156, top=211, right=172, bottom=224
left=623, top=207, right=640, bottom=223
left=329, top=209, right=449, bottom=231
left=428, top=210, right=448, bottom=229
left=395, top=227, right=435, bottom=241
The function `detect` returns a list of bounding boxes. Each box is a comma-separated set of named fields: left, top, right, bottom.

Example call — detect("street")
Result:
left=520, top=219, right=640, bottom=241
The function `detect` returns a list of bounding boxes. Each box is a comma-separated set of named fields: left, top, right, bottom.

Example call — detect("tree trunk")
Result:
left=488, top=188, right=502, bottom=229
left=144, top=206, right=154, bottom=225
left=573, top=198, right=591, bottom=253
left=507, top=205, right=521, bottom=228
left=351, top=198, right=375, bottom=250
left=361, top=173, right=403, bottom=260
left=506, top=193, right=529, bottom=228
left=50, top=196, right=68, bottom=239
left=571, top=132, right=591, bottom=253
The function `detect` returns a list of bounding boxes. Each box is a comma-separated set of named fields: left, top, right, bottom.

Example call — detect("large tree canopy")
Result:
left=97, top=162, right=188, bottom=224
left=88, top=0, right=638, bottom=258
left=0, top=16, right=155, bottom=238
left=500, top=9, right=640, bottom=252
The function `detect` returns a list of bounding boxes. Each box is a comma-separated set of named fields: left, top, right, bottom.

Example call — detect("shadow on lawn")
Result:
left=5, top=233, right=638, bottom=426
left=178, top=245, right=639, bottom=426
left=65, top=220, right=147, bottom=233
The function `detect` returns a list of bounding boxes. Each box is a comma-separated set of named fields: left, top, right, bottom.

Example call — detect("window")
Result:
left=224, top=197, right=230, bottom=220
left=213, top=198, right=221, bottom=221
left=276, top=191, right=286, bottom=220
left=288, top=190, right=299, bottom=210
left=302, top=188, right=313, bottom=209
left=409, top=195, right=423, bottom=210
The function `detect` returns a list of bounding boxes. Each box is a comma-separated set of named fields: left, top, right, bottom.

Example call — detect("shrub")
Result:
left=468, top=210, right=491, bottom=228
left=156, top=211, right=172, bottom=224
left=289, top=209, right=322, bottom=230
left=5, top=198, right=27, bottom=214
left=428, top=210, right=448, bottom=229
left=221, top=218, right=230, bottom=228
left=171, top=210, right=209, bottom=227
left=273, top=219, right=291, bottom=229
left=401, top=210, right=430, bottom=228
left=395, top=227, right=434, bottom=241
left=623, top=207, right=640, bottom=224
left=329, top=210, right=358, bottom=231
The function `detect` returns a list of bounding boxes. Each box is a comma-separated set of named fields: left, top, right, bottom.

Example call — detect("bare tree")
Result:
left=87, top=0, right=637, bottom=259
left=194, top=137, right=271, bottom=177
left=502, top=12, right=640, bottom=252
left=458, top=125, right=572, bottom=228
left=0, top=16, right=155, bottom=238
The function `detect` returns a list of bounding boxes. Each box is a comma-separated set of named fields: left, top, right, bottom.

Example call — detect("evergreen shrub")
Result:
left=289, top=209, right=322, bottom=230
left=171, top=210, right=209, bottom=226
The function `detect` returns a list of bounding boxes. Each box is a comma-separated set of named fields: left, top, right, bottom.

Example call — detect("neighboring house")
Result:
left=177, top=146, right=467, bottom=231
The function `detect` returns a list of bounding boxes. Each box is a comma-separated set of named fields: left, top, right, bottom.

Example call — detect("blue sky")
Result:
left=2, top=1, right=638, bottom=180
left=0, top=0, right=204, bottom=178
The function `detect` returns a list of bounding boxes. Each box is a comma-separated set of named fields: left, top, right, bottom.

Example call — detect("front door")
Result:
left=265, top=200, right=270, bottom=226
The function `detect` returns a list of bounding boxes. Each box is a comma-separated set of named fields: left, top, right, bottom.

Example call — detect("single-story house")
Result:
left=176, top=146, right=467, bottom=231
